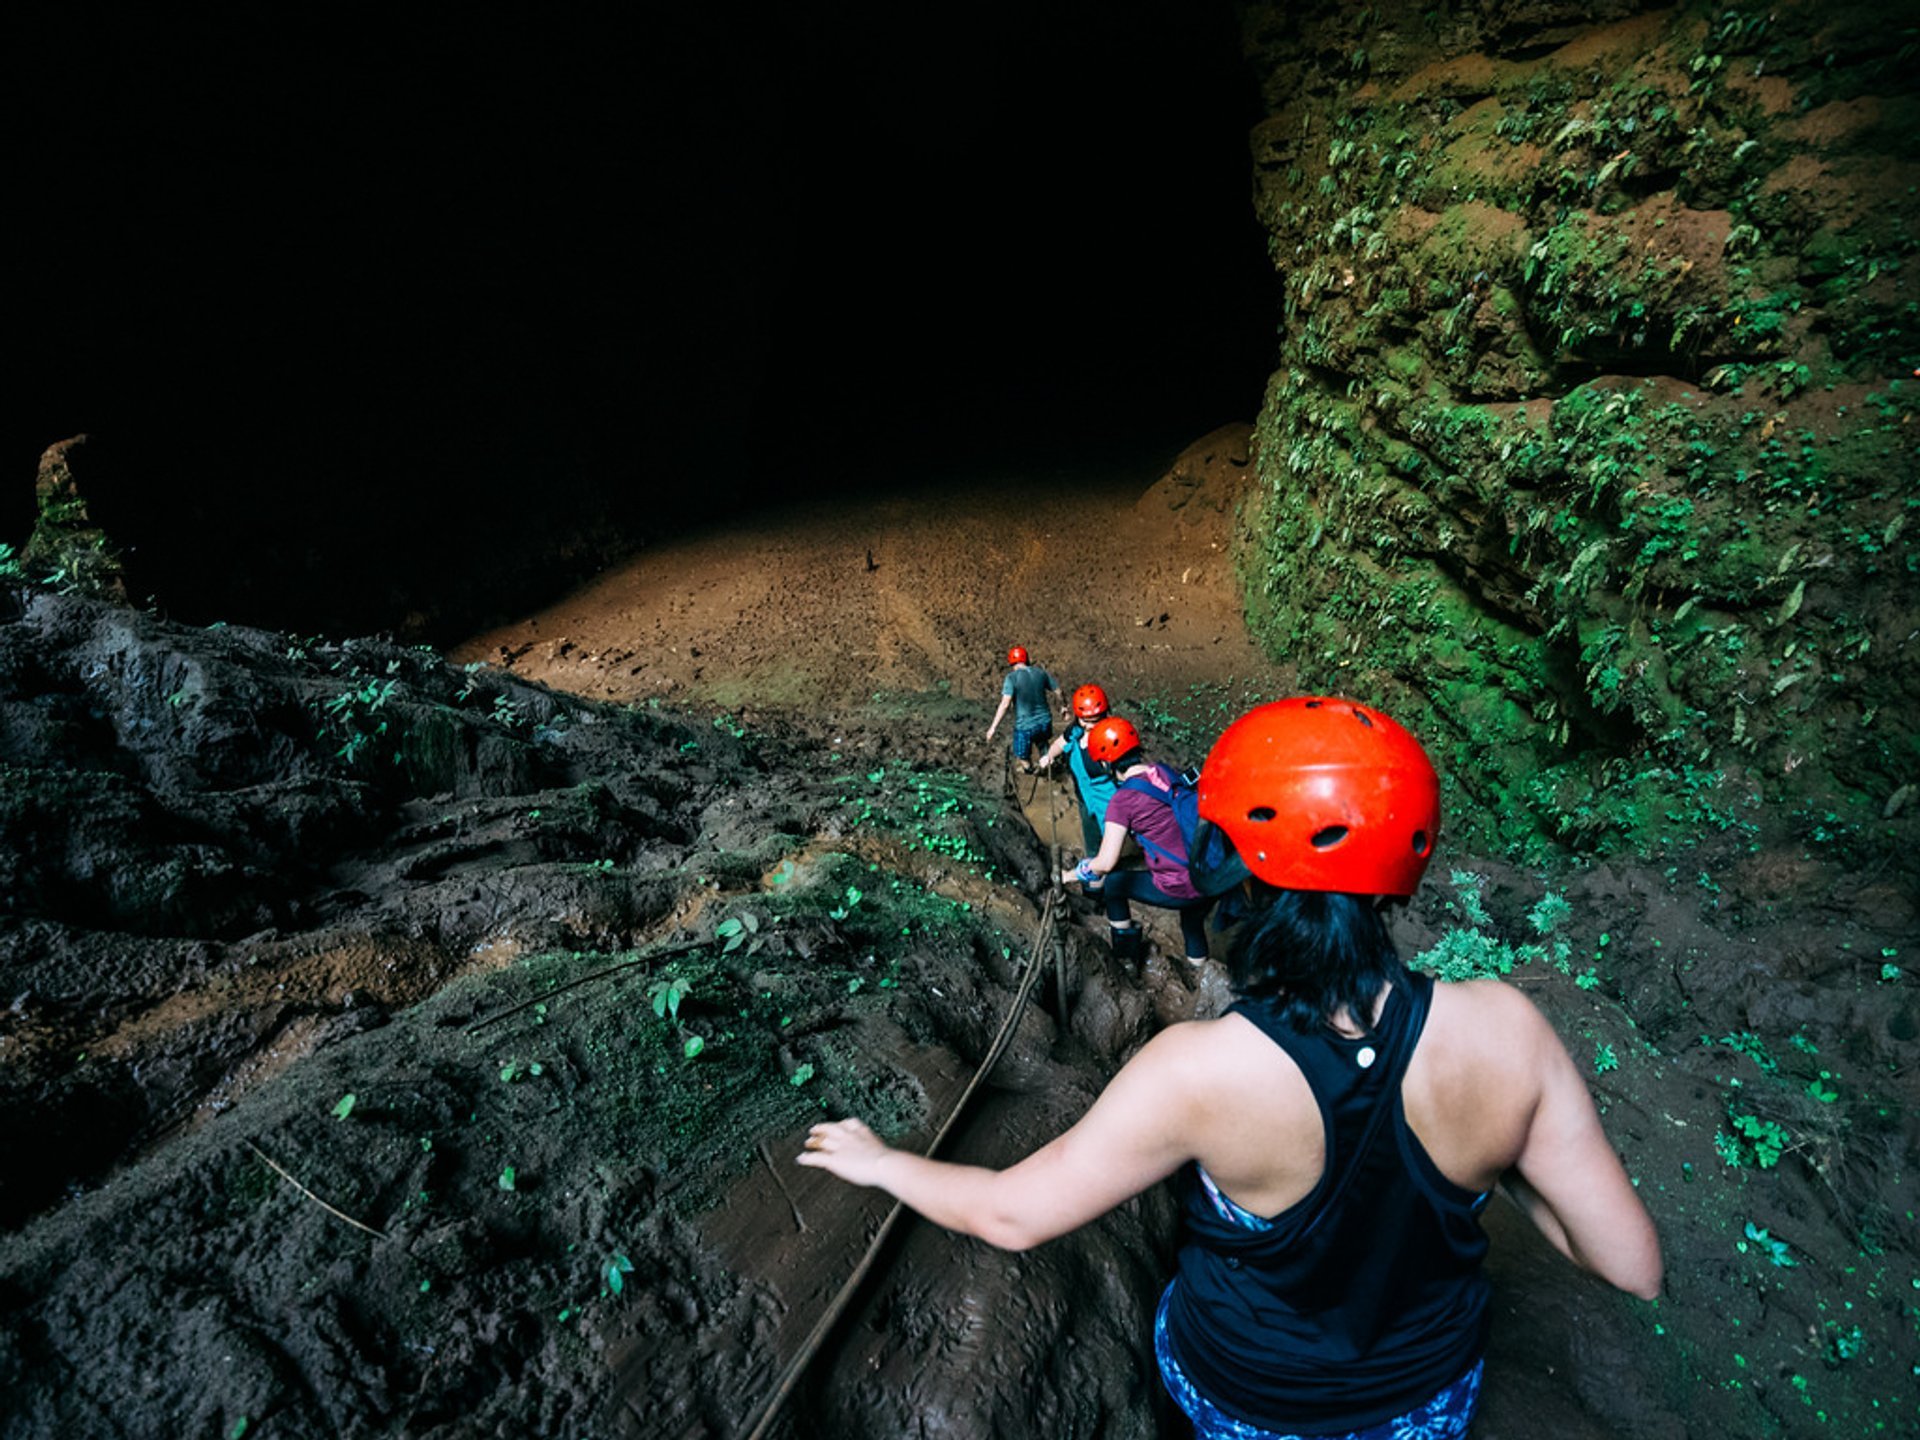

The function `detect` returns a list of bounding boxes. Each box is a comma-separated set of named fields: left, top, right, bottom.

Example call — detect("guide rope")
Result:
left=738, top=885, right=1066, bottom=1440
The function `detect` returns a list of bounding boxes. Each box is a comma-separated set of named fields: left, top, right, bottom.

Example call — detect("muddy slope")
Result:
left=4, top=438, right=1915, bottom=1439
left=0, top=584, right=1184, bottom=1438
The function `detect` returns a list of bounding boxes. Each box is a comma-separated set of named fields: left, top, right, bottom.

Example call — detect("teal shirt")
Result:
left=1065, top=723, right=1118, bottom=824
left=1002, top=665, right=1056, bottom=727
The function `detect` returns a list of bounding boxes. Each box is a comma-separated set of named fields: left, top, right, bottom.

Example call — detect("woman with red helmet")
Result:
left=800, top=696, right=1661, bottom=1439
left=1032, top=683, right=1119, bottom=884
left=1058, top=714, right=1218, bottom=966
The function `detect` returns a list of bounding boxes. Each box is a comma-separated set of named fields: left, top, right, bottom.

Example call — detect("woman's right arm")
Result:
left=1064, top=818, right=1131, bottom=885
left=985, top=691, right=1012, bottom=739
left=1506, top=1009, right=1663, bottom=1299
left=797, top=1022, right=1210, bottom=1250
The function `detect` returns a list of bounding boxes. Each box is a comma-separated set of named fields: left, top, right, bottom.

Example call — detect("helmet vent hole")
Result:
left=1247, top=806, right=1276, bottom=823
left=1352, top=709, right=1374, bottom=728
left=1310, top=825, right=1349, bottom=850
left=1304, top=699, right=1323, bottom=709
left=1412, top=830, right=1430, bottom=856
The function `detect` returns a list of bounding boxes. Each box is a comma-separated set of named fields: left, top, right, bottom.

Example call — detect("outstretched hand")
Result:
left=796, top=1117, right=894, bottom=1188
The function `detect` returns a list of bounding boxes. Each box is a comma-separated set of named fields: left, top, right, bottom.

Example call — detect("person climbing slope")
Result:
left=1032, top=683, right=1119, bottom=892
left=799, top=695, right=1662, bottom=1440
left=1059, top=715, right=1216, bottom=966
left=984, top=645, right=1056, bottom=774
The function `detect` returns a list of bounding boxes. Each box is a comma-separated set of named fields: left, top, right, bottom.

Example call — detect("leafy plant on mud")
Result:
left=1410, top=871, right=1575, bottom=982
left=323, top=675, right=402, bottom=767
left=834, top=765, right=999, bottom=873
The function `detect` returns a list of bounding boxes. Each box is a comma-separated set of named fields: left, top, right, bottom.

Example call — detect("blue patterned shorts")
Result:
left=1154, top=1287, right=1483, bottom=1440
left=1011, top=718, right=1051, bottom=762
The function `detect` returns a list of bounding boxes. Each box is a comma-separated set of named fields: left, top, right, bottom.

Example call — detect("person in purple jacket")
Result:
left=1057, top=715, right=1214, bottom=966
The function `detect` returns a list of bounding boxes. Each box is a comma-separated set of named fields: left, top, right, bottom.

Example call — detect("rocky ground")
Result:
left=0, top=432, right=1914, bottom=1437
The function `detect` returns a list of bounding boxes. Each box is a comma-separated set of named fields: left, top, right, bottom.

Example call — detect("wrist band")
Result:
left=1075, top=859, right=1097, bottom=882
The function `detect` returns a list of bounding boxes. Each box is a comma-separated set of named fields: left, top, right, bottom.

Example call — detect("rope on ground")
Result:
left=463, top=939, right=705, bottom=1035
left=739, top=887, right=1064, bottom=1440
left=245, top=1140, right=391, bottom=1241
left=1050, top=842, right=1070, bottom=1024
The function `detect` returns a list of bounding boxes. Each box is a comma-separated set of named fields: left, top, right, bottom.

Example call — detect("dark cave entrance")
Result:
left=12, top=5, right=1275, bottom=642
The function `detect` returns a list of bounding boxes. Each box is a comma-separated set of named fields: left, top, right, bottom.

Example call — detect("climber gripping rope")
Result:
left=1032, top=683, right=1119, bottom=890
left=1058, top=715, right=1220, bottom=967
left=800, top=696, right=1662, bottom=1440
left=984, top=645, right=1057, bottom=774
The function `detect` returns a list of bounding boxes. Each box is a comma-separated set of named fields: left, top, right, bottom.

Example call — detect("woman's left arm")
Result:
left=797, top=1023, right=1206, bottom=1250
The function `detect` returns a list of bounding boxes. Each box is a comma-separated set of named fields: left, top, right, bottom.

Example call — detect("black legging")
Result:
left=1102, top=868, right=1215, bottom=960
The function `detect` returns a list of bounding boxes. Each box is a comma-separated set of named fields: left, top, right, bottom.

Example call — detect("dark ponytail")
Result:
left=1225, top=887, right=1406, bottom=1035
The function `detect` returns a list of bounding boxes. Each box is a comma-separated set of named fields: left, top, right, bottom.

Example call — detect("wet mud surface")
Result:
left=2, top=433, right=1915, bottom=1437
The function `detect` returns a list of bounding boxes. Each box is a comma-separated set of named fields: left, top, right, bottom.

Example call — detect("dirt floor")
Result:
left=2, top=426, right=1915, bottom=1437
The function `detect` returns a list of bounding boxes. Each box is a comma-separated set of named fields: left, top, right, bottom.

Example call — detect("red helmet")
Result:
left=1071, top=683, right=1110, bottom=721
left=1007, top=645, right=1029, bottom=665
left=1197, top=696, right=1439, bottom=896
left=1085, top=716, right=1142, bottom=765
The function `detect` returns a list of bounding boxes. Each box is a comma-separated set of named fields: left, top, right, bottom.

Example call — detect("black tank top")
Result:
left=1162, top=973, right=1491, bottom=1433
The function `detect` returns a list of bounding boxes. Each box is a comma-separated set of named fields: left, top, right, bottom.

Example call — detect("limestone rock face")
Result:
left=21, top=435, right=127, bottom=603
left=1236, top=0, right=1917, bottom=854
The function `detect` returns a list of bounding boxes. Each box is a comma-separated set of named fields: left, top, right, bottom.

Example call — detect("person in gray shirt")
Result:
left=985, top=644, right=1057, bottom=772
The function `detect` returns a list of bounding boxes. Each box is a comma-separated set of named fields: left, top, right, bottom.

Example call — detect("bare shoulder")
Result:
left=1416, top=978, right=1558, bottom=1104
left=1134, top=1012, right=1281, bottom=1066
left=1124, top=1013, right=1305, bottom=1094
left=1426, top=975, right=1555, bottom=1042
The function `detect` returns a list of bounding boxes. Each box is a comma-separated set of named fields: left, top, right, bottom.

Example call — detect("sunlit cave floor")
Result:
left=1, top=436, right=1914, bottom=1438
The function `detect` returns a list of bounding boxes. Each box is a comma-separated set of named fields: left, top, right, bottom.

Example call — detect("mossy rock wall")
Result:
left=1236, top=0, right=1917, bottom=856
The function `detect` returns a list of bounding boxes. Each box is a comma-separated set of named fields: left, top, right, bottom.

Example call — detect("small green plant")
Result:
left=790, top=1063, right=815, bottom=1087
left=1806, top=1071, right=1838, bottom=1104
left=499, top=1060, right=542, bottom=1083
left=1740, top=1221, right=1797, bottom=1268
left=1412, top=928, right=1518, bottom=982
left=497, top=1164, right=517, bottom=1192
left=0, top=542, right=23, bottom=580
left=1717, top=1112, right=1790, bottom=1168
left=332, top=1094, right=357, bottom=1120
left=649, top=976, right=692, bottom=1021
left=1594, top=1043, right=1619, bottom=1074
left=1824, top=1323, right=1864, bottom=1363
left=828, top=886, right=864, bottom=921
left=1712, top=1031, right=1778, bottom=1074
left=491, top=693, right=529, bottom=732
left=1447, top=871, right=1493, bottom=927
left=605, top=1252, right=635, bottom=1296
left=714, top=915, right=760, bottom=954
left=1527, top=891, right=1572, bottom=934
left=321, top=677, right=404, bottom=768
left=682, top=1035, right=705, bottom=1059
